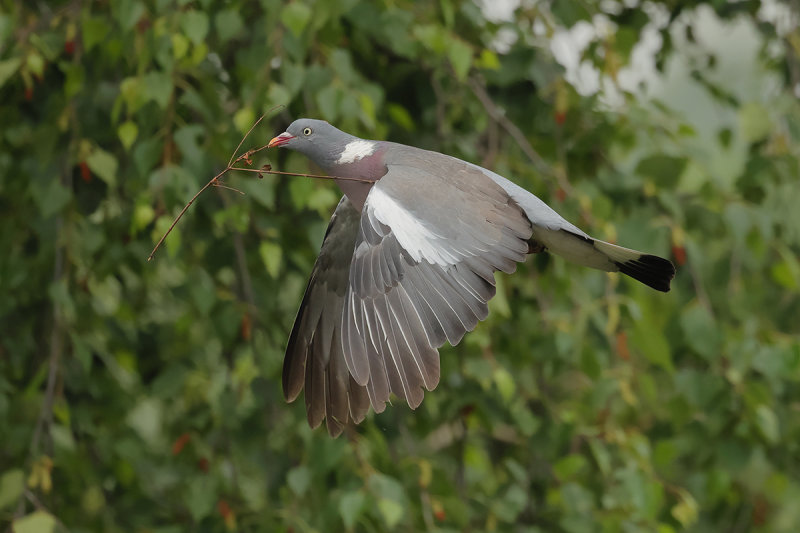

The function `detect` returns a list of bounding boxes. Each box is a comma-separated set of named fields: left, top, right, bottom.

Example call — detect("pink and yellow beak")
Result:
left=268, top=132, right=295, bottom=148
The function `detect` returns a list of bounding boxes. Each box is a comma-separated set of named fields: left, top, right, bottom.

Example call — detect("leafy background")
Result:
left=2, top=0, right=800, bottom=531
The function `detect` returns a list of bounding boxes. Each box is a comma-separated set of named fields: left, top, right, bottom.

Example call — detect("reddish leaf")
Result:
left=197, top=457, right=209, bottom=472
left=217, top=500, right=232, bottom=519
left=672, top=245, right=687, bottom=266
left=79, top=161, right=91, bottom=183
left=752, top=494, right=770, bottom=526
left=554, top=111, right=567, bottom=125
left=616, top=332, right=630, bottom=360
left=433, top=500, right=445, bottom=522
left=596, top=407, right=610, bottom=426
left=171, top=432, right=191, bottom=455
left=24, top=87, right=33, bottom=101
left=64, top=40, right=75, bottom=55
left=218, top=498, right=237, bottom=529
left=240, top=313, right=251, bottom=341
left=136, top=17, right=151, bottom=34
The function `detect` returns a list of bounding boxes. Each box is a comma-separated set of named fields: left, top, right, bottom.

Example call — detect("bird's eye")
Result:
left=303, top=127, right=312, bottom=136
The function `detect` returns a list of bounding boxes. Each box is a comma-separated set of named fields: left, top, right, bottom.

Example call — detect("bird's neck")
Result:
left=321, top=140, right=388, bottom=212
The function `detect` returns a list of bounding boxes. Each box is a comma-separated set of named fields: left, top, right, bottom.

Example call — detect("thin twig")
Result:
left=30, top=257, right=64, bottom=457
left=468, top=77, right=547, bottom=169
left=688, top=258, right=715, bottom=319
left=216, top=190, right=258, bottom=312
left=431, top=72, right=447, bottom=142
left=234, top=144, right=270, bottom=164
left=17, top=108, right=71, bottom=523
left=228, top=113, right=268, bottom=168
left=146, top=163, right=376, bottom=261
left=212, top=182, right=245, bottom=195
left=16, top=250, right=65, bottom=523
left=147, top=167, right=229, bottom=261
left=147, top=113, right=376, bottom=262
left=468, top=76, right=574, bottom=194
left=420, top=489, right=435, bottom=531
left=232, top=166, right=375, bottom=183
left=23, top=490, right=70, bottom=532
left=147, top=107, right=278, bottom=262
left=482, top=116, right=499, bottom=168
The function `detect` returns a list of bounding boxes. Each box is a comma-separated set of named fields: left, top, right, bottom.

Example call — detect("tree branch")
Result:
left=217, top=190, right=257, bottom=312
left=16, top=111, right=72, bottom=522
left=468, top=76, right=574, bottom=194
left=148, top=127, right=376, bottom=263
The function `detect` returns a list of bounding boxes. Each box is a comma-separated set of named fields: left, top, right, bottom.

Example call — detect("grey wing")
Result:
left=471, top=162, right=676, bottom=290
left=340, top=156, right=533, bottom=413
left=283, top=196, right=370, bottom=437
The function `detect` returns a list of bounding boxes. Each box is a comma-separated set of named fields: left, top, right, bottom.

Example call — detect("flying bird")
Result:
left=268, top=118, right=675, bottom=436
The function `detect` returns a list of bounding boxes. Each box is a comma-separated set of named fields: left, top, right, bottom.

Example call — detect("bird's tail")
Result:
left=590, top=240, right=675, bottom=292
left=532, top=228, right=676, bottom=292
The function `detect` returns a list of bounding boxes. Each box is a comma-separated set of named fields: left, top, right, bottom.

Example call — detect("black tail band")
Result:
left=615, top=254, right=676, bottom=292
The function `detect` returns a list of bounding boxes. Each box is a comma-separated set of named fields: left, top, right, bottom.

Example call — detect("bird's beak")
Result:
left=268, top=132, right=295, bottom=148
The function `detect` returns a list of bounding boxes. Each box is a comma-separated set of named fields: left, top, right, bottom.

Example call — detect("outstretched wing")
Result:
left=340, top=152, right=533, bottom=412
left=283, top=196, right=369, bottom=437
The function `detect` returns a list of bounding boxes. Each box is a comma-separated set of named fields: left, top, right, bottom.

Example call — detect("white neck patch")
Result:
left=337, top=140, right=377, bottom=164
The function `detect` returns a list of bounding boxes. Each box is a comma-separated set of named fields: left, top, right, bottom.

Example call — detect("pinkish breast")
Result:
left=329, top=146, right=388, bottom=212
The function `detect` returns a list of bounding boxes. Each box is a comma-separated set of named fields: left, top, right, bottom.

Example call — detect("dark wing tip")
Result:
left=616, top=254, right=676, bottom=292
left=326, top=416, right=345, bottom=437
left=282, top=374, right=303, bottom=403
left=282, top=339, right=305, bottom=403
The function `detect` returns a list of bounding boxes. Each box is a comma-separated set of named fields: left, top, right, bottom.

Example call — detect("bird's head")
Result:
left=268, top=118, right=355, bottom=168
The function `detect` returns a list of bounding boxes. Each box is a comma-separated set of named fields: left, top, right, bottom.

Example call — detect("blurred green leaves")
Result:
left=287, top=465, right=311, bottom=496
left=86, top=148, right=118, bottom=187
left=1, top=1, right=799, bottom=532
left=0, top=470, right=24, bottom=510
left=281, top=2, right=313, bottom=37
left=117, top=121, right=138, bottom=151
left=215, top=10, right=244, bottom=44
left=12, top=511, right=56, bottom=533
left=0, top=57, right=21, bottom=88
left=180, top=11, right=209, bottom=46
left=339, top=490, right=366, bottom=529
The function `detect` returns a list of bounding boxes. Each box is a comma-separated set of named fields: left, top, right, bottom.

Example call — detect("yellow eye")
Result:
left=303, top=127, right=312, bottom=136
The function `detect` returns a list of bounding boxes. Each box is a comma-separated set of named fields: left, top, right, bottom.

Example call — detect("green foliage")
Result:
left=2, top=1, right=800, bottom=532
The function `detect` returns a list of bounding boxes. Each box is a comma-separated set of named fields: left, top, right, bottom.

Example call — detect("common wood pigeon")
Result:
left=268, top=118, right=675, bottom=436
